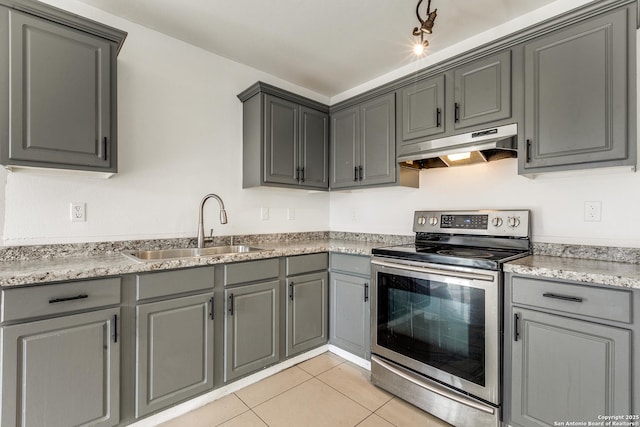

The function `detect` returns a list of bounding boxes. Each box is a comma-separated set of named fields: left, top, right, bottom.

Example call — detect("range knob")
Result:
left=417, top=216, right=426, bottom=226
left=507, top=216, right=521, bottom=228
left=428, top=216, right=438, bottom=226
left=491, top=217, right=504, bottom=227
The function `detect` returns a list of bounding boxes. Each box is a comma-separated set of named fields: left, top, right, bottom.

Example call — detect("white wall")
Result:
left=0, top=0, right=330, bottom=245
left=329, top=0, right=640, bottom=248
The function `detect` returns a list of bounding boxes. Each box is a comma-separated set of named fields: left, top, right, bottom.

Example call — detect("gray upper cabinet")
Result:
left=1, top=307, right=120, bottom=427
left=397, top=50, right=512, bottom=153
left=224, top=280, right=280, bottom=382
left=453, top=50, right=511, bottom=130
left=331, top=92, right=415, bottom=190
left=136, top=293, right=214, bottom=418
left=398, top=75, right=445, bottom=145
left=520, top=6, right=636, bottom=173
left=0, top=2, right=126, bottom=173
left=239, top=82, right=329, bottom=190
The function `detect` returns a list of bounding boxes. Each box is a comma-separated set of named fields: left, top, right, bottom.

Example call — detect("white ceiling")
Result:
left=75, top=0, right=559, bottom=97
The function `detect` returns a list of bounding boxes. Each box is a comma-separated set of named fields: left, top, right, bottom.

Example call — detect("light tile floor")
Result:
left=160, top=352, right=452, bottom=427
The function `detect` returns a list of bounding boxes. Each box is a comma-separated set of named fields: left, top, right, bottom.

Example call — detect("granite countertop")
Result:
left=504, top=255, right=640, bottom=289
left=0, top=239, right=382, bottom=288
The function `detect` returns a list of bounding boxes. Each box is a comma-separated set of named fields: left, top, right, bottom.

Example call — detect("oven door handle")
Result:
left=372, top=355, right=496, bottom=415
left=371, top=260, right=495, bottom=282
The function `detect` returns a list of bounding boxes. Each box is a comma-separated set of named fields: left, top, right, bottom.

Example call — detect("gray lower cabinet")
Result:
left=1, top=307, right=120, bottom=427
left=131, top=267, right=215, bottom=419
left=520, top=5, right=636, bottom=174
left=329, top=254, right=371, bottom=359
left=0, top=277, right=121, bottom=427
left=238, top=82, right=329, bottom=190
left=505, top=274, right=635, bottom=427
left=0, top=2, right=126, bottom=173
left=285, top=253, right=329, bottom=357
left=224, top=280, right=280, bottom=382
left=135, top=293, right=214, bottom=418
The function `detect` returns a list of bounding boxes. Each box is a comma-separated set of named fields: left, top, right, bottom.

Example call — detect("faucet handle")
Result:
left=204, top=228, right=215, bottom=244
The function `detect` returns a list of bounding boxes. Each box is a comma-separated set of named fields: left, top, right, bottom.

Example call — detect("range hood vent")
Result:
left=398, top=123, right=518, bottom=169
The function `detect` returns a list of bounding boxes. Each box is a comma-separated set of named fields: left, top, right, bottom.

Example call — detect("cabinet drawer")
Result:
left=330, top=253, right=371, bottom=277
left=1, top=277, right=121, bottom=323
left=512, top=276, right=632, bottom=323
left=224, top=258, right=279, bottom=286
left=136, top=267, right=214, bottom=301
left=286, top=253, right=328, bottom=276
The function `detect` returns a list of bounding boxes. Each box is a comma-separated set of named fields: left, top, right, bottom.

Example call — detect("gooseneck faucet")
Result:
left=197, top=194, right=228, bottom=249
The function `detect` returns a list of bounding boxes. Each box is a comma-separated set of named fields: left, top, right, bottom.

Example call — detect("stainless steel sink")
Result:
left=123, top=245, right=270, bottom=262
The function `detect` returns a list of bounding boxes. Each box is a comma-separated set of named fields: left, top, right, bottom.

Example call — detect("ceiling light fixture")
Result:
left=412, top=0, right=437, bottom=56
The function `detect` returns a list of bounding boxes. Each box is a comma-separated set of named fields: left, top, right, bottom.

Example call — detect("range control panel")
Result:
left=414, top=210, right=530, bottom=238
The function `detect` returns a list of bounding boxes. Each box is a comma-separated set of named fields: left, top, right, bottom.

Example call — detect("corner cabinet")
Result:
left=520, top=4, right=636, bottom=174
left=504, top=274, right=637, bottom=427
left=331, top=92, right=418, bottom=190
left=0, top=1, right=126, bottom=173
left=238, top=82, right=329, bottom=190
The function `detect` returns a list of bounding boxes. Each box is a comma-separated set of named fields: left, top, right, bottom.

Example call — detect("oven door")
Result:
left=371, top=257, right=501, bottom=405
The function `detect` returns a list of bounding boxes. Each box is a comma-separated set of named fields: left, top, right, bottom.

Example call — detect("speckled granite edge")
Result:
left=0, top=231, right=414, bottom=262
left=533, top=242, right=640, bottom=264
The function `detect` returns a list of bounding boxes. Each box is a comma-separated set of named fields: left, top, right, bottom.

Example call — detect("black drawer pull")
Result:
left=289, top=283, right=294, bottom=301
left=514, top=313, right=520, bottom=342
left=542, top=292, right=583, bottom=303
left=228, top=293, right=234, bottom=316
left=364, top=283, right=369, bottom=302
left=209, top=297, right=214, bottom=320
left=113, top=314, right=118, bottom=343
left=49, top=294, right=88, bottom=304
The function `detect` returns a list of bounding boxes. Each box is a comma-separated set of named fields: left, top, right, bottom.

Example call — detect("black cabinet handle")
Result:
left=526, top=139, right=532, bottom=163
left=296, top=167, right=300, bottom=182
left=49, top=294, right=88, bottom=304
left=113, top=314, right=118, bottom=343
left=102, top=137, right=108, bottom=161
left=543, top=292, right=584, bottom=303
left=514, top=313, right=520, bottom=342
left=436, top=108, right=441, bottom=127
left=354, top=166, right=358, bottom=182
left=358, top=166, right=363, bottom=181
left=364, top=283, right=369, bottom=302
left=289, top=283, right=294, bottom=301
left=454, top=103, right=460, bottom=123
left=228, top=293, right=234, bottom=316
left=209, top=296, right=214, bottom=320
left=300, top=168, right=305, bottom=183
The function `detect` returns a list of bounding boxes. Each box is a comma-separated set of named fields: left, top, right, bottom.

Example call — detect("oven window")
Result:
left=377, top=272, right=486, bottom=386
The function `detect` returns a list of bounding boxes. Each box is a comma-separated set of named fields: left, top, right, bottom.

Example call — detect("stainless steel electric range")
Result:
left=370, top=209, right=531, bottom=427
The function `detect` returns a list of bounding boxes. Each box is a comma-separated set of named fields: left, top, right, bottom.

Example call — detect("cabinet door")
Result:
left=286, top=272, right=328, bottom=357
left=330, top=272, right=370, bottom=359
left=523, top=8, right=631, bottom=170
left=330, top=105, right=360, bottom=189
left=453, top=50, right=511, bottom=129
left=1, top=308, right=120, bottom=427
left=136, top=293, right=214, bottom=418
left=300, top=106, right=329, bottom=189
left=360, top=93, right=396, bottom=187
left=7, top=10, right=113, bottom=170
left=511, top=308, right=631, bottom=427
left=225, top=280, right=280, bottom=382
left=263, top=94, right=299, bottom=186
left=398, top=75, right=445, bottom=144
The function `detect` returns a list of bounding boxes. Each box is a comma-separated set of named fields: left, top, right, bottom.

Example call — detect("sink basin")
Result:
left=123, top=245, right=270, bottom=262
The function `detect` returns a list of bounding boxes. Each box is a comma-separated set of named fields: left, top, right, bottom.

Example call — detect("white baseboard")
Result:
left=130, top=345, right=329, bottom=427
left=328, top=345, right=371, bottom=371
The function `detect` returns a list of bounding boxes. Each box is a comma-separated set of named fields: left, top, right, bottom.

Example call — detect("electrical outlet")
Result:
left=70, top=202, right=86, bottom=222
left=260, top=207, right=269, bottom=221
left=350, top=209, right=359, bottom=222
left=287, top=208, right=295, bottom=220
left=584, top=201, right=602, bottom=222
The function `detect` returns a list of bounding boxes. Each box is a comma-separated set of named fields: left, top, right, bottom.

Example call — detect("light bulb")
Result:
left=447, top=152, right=471, bottom=162
left=413, top=41, right=427, bottom=56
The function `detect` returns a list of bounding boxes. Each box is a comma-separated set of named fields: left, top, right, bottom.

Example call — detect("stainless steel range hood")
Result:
left=398, top=123, right=518, bottom=169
